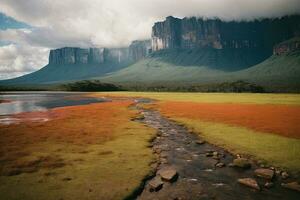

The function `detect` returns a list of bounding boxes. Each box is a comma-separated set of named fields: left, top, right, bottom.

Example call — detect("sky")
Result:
left=0, top=0, right=300, bottom=80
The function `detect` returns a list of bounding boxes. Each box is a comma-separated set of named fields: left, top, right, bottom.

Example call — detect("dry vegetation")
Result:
left=94, top=92, right=300, bottom=171
left=0, top=100, right=155, bottom=200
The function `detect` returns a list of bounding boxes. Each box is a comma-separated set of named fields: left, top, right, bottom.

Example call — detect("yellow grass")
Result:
left=173, top=118, right=300, bottom=172
left=93, top=92, right=300, bottom=105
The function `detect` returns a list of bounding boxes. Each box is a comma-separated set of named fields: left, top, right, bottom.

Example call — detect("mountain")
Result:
left=100, top=37, right=300, bottom=92
left=1, top=15, right=300, bottom=92
left=1, top=40, right=151, bottom=84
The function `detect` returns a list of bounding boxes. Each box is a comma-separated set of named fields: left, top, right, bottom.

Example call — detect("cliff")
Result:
left=152, top=15, right=300, bottom=53
left=49, top=40, right=150, bottom=65
left=273, top=37, right=300, bottom=55
left=129, top=40, right=151, bottom=61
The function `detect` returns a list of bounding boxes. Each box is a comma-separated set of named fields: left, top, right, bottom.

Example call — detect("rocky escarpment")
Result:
left=49, top=40, right=150, bottom=65
left=273, top=37, right=300, bottom=55
left=129, top=40, right=151, bottom=61
left=49, top=47, right=129, bottom=65
left=152, top=15, right=300, bottom=53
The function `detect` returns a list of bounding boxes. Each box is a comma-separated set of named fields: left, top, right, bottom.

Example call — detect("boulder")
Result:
left=233, top=158, right=251, bottom=169
left=254, top=168, right=274, bottom=180
left=238, top=178, right=260, bottom=190
left=281, top=182, right=300, bottom=192
left=158, top=167, right=178, bottom=182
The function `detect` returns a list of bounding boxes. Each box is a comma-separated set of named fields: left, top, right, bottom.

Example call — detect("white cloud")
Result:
left=0, top=0, right=299, bottom=79
left=0, top=44, right=49, bottom=80
left=1, top=0, right=299, bottom=49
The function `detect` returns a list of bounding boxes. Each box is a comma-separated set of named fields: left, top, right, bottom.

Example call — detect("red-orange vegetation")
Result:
left=156, top=101, right=300, bottom=139
left=0, top=100, right=135, bottom=175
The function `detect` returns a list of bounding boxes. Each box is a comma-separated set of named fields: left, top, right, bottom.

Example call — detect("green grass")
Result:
left=172, top=118, right=300, bottom=172
left=96, top=92, right=300, bottom=105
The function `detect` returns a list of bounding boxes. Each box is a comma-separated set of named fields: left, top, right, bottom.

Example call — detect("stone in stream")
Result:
left=196, top=140, right=205, bottom=145
left=281, top=171, right=289, bottom=179
left=238, top=178, right=260, bottom=190
left=148, top=176, right=164, bottom=192
left=254, top=168, right=274, bottom=180
left=281, top=182, right=300, bottom=192
left=264, top=182, right=274, bottom=189
left=232, top=158, right=251, bottom=169
left=216, top=162, right=225, bottom=168
left=157, top=167, right=178, bottom=182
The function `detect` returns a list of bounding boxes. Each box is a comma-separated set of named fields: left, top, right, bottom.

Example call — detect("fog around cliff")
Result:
left=0, top=0, right=300, bottom=79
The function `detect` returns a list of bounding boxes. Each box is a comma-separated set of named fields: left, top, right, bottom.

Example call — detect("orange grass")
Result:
left=156, top=101, right=300, bottom=139
left=0, top=100, right=134, bottom=175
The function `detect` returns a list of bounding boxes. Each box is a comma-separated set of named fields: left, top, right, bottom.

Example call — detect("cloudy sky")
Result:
left=0, top=0, right=300, bottom=80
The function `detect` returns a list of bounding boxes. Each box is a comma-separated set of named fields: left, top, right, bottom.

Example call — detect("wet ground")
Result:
left=134, top=99, right=300, bottom=200
left=0, top=92, right=106, bottom=124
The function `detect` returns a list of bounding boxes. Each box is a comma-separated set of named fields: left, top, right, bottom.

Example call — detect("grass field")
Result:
left=95, top=92, right=300, bottom=172
left=0, top=100, right=155, bottom=200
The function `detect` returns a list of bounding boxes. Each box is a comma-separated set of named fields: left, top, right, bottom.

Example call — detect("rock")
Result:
left=160, top=152, right=168, bottom=158
left=206, top=152, right=213, bottom=157
left=281, top=182, right=300, bottom=192
left=196, top=140, right=205, bottom=145
left=213, top=152, right=218, bottom=156
left=160, top=158, right=168, bottom=164
left=228, top=163, right=235, bottom=167
left=254, top=168, right=274, bottom=180
left=238, top=178, right=260, bottom=190
left=158, top=167, right=178, bottom=182
left=148, top=176, right=164, bottom=192
left=275, top=170, right=281, bottom=175
left=281, top=171, right=289, bottom=179
left=264, top=182, right=274, bottom=189
left=216, top=162, right=225, bottom=168
left=233, top=158, right=251, bottom=169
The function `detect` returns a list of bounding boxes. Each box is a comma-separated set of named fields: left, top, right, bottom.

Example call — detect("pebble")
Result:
left=281, top=171, right=289, bottom=179
left=148, top=176, right=164, bottom=192
left=281, top=182, right=300, bottom=192
left=233, top=158, right=251, bottom=169
left=264, top=182, right=274, bottom=189
left=254, top=168, right=275, bottom=180
left=216, top=162, right=225, bottom=168
left=238, top=178, right=260, bottom=190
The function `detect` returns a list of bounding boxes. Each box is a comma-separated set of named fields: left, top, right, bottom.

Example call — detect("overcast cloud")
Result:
left=0, top=0, right=300, bottom=79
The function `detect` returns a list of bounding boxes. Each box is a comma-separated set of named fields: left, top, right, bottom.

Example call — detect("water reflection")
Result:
left=0, top=92, right=105, bottom=124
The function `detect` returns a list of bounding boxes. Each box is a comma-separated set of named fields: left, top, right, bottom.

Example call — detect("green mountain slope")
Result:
left=100, top=51, right=300, bottom=92
left=1, top=62, right=132, bottom=85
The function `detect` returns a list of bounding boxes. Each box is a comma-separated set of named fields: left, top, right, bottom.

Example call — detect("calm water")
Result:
left=0, top=92, right=106, bottom=124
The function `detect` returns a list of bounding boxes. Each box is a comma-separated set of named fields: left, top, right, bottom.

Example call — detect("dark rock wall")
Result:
left=129, top=40, right=151, bottom=61
left=152, top=15, right=300, bottom=53
left=49, top=40, right=151, bottom=65
left=273, top=37, right=300, bottom=55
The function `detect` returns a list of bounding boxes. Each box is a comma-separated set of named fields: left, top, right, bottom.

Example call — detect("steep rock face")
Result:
left=273, top=37, right=300, bottom=55
left=152, top=15, right=300, bottom=53
left=49, top=40, right=151, bottom=65
left=104, top=48, right=130, bottom=64
left=129, top=40, right=151, bottom=61
left=152, top=16, right=181, bottom=51
left=49, top=47, right=105, bottom=65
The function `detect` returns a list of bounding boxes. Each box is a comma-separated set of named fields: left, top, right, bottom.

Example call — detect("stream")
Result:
left=134, top=99, right=300, bottom=200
